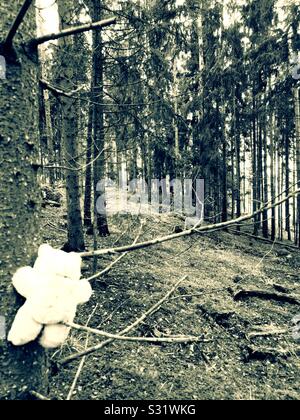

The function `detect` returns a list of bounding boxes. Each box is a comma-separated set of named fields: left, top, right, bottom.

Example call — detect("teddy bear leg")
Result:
left=8, top=303, right=43, bottom=346
left=39, top=324, right=71, bottom=349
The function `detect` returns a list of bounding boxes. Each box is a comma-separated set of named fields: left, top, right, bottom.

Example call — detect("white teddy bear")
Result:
left=8, top=244, right=92, bottom=349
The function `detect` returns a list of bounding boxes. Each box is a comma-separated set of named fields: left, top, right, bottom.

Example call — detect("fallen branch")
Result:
left=79, top=188, right=300, bottom=258
left=42, top=200, right=61, bottom=208
left=29, top=390, right=51, bottom=401
left=246, top=326, right=289, bottom=340
left=40, top=79, right=85, bottom=99
left=233, top=288, right=300, bottom=306
left=60, top=276, right=187, bottom=365
left=66, top=305, right=98, bottom=401
left=66, top=321, right=201, bottom=344
left=29, top=17, right=117, bottom=47
left=228, top=229, right=300, bottom=252
left=84, top=221, right=145, bottom=282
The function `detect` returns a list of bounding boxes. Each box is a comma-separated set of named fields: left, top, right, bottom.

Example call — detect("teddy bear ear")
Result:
left=12, top=267, right=40, bottom=298
left=75, top=280, right=93, bottom=304
left=38, top=244, right=53, bottom=258
left=34, top=244, right=55, bottom=274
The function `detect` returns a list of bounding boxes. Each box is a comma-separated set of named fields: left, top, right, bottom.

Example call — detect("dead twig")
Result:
left=28, top=17, right=117, bottom=47
left=66, top=321, right=202, bottom=344
left=66, top=305, right=99, bottom=401
left=84, top=221, right=145, bottom=282
left=246, top=326, right=289, bottom=340
left=29, top=390, right=51, bottom=401
left=60, top=276, right=188, bottom=365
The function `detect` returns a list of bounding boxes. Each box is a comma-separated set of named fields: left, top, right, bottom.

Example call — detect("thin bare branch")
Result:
left=3, top=0, right=33, bottom=48
left=40, top=79, right=85, bottom=99
left=29, top=17, right=117, bottom=47
left=66, top=305, right=98, bottom=401
left=60, top=276, right=187, bottom=365
left=29, top=390, right=51, bottom=401
left=66, top=321, right=201, bottom=344
left=84, top=221, right=145, bottom=282
left=79, top=188, right=300, bottom=258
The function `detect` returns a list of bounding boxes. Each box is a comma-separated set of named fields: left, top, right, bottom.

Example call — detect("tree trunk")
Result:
left=285, top=132, right=291, bottom=241
left=84, top=92, right=93, bottom=229
left=90, top=0, right=110, bottom=237
left=257, top=120, right=263, bottom=230
left=294, top=87, right=300, bottom=246
left=262, top=115, right=269, bottom=238
left=234, top=93, right=241, bottom=223
left=58, top=0, right=85, bottom=252
left=270, top=114, right=276, bottom=241
left=44, top=89, right=55, bottom=185
left=221, top=135, right=228, bottom=223
left=0, top=1, right=48, bottom=399
left=252, top=96, right=258, bottom=235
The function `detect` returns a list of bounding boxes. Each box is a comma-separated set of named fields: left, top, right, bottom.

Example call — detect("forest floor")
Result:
left=41, top=193, right=300, bottom=400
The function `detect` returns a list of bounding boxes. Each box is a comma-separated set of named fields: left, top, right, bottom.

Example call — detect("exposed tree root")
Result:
left=246, top=326, right=289, bottom=340
left=244, top=345, right=300, bottom=362
left=233, top=288, right=300, bottom=306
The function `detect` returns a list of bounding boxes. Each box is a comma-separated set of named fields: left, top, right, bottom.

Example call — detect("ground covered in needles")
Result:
left=42, top=201, right=300, bottom=401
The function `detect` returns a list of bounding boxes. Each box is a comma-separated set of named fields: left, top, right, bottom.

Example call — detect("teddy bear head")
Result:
left=34, top=244, right=82, bottom=281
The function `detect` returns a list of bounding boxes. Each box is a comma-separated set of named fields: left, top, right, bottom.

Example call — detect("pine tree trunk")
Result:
left=257, top=120, right=263, bottom=230
left=0, top=1, right=48, bottom=400
left=58, top=0, right=85, bottom=252
left=84, top=94, right=93, bottom=229
left=221, top=134, right=228, bottom=223
left=294, top=87, right=300, bottom=246
left=44, top=89, right=55, bottom=185
left=234, top=94, right=241, bottom=222
left=252, top=96, right=258, bottom=235
left=285, top=132, right=291, bottom=241
left=89, top=0, right=110, bottom=237
left=262, top=117, right=269, bottom=238
left=270, top=114, right=276, bottom=241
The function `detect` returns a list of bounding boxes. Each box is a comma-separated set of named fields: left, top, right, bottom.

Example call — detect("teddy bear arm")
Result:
left=75, top=280, right=93, bottom=305
left=12, top=267, right=40, bottom=299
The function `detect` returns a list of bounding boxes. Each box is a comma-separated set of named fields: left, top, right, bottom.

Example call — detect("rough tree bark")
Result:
left=285, top=132, right=291, bottom=241
left=0, top=1, right=48, bottom=400
left=57, top=0, right=85, bottom=251
left=84, top=91, right=93, bottom=229
left=294, top=87, right=300, bottom=246
left=270, top=113, right=276, bottom=241
left=234, top=92, right=241, bottom=224
left=262, top=107, right=269, bottom=239
left=90, top=0, right=110, bottom=237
